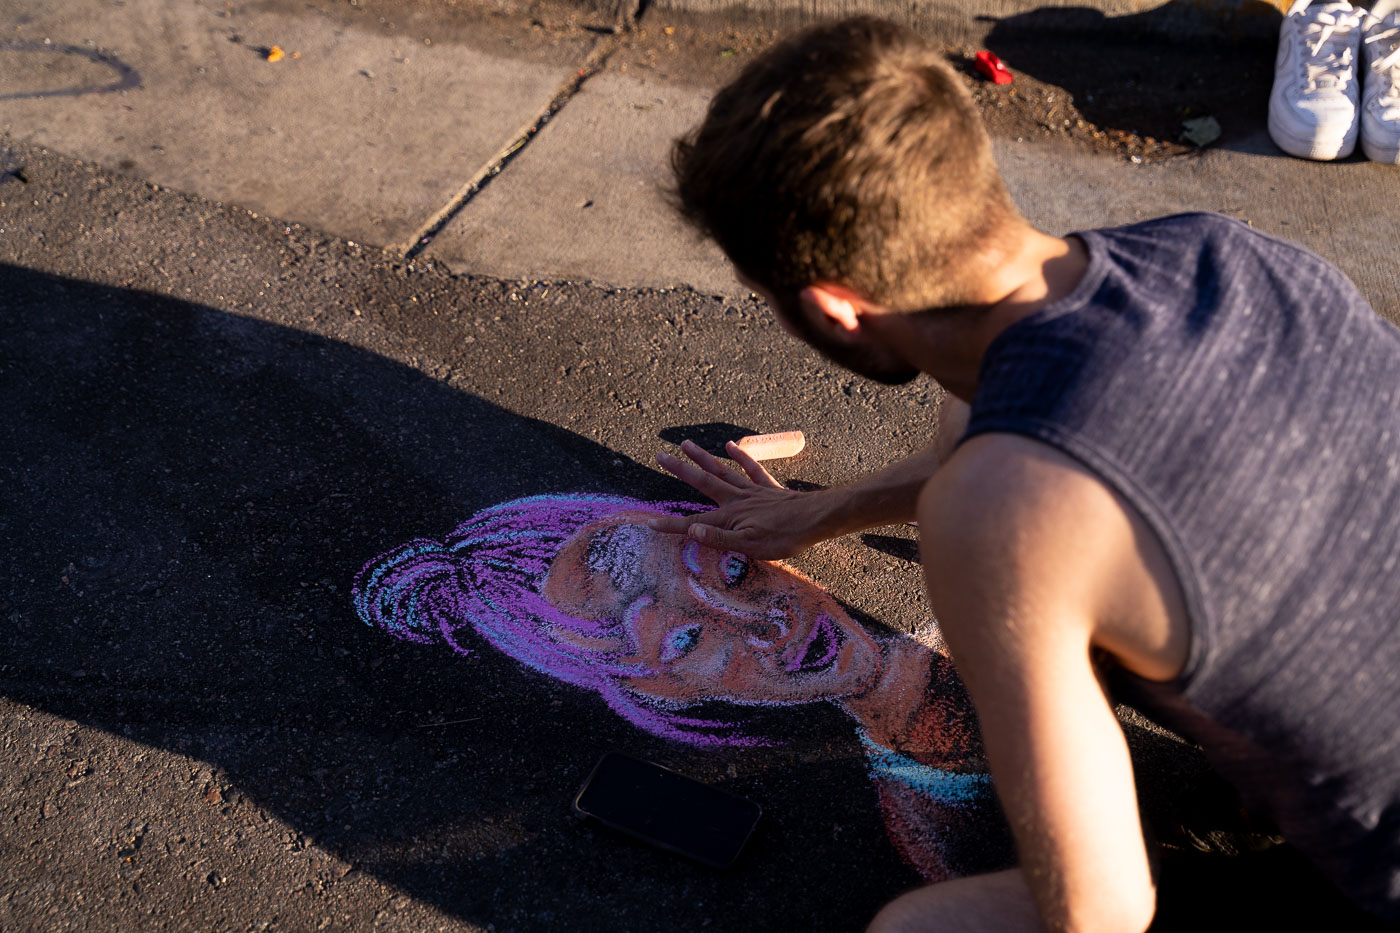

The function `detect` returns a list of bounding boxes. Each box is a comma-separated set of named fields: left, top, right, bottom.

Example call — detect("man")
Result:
left=647, top=15, right=1400, bottom=932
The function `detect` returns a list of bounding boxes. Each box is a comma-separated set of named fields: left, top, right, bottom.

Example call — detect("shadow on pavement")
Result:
left=0, top=264, right=920, bottom=930
left=981, top=1, right=1286, bottom=157
left=2, top=265, right=1374, bottom=930
left=861, top=533, right=921, bottom=565
left=658, top=422, right=760, bottom=457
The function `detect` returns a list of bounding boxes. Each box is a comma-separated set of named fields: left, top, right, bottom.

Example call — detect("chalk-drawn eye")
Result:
left=720, top=552, right=749, bottom=587
left=660, top=624, right=701, bottom=662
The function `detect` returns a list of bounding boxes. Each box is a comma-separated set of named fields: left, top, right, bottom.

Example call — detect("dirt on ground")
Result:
left=606, top=17, right=1281, bottom=164
left=309, top=0, right=1280, bottom=164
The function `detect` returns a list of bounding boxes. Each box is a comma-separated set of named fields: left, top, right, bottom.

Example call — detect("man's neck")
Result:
left=870, top=227, right=1090, bottom=400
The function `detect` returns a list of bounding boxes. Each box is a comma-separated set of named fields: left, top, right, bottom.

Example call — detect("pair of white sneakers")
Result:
left=1268, top=0, right=1400, bottom=162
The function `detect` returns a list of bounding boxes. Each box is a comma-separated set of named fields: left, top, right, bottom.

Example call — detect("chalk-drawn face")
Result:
left=542, top=513, right=883, bottom=705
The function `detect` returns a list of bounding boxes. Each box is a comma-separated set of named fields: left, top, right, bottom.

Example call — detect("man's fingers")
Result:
left=685, top=522, right=754, bottom=554
left=645, top=513, right=698, bottom=535
left=679, top=439, right=748, bottom=488
left=647, top=510, right=738, bottom=545
left=725, top=441, right=784, bottom=488
left=656, top=450, right=741, bottom=501
left=648, top=508, right=784, bottom=558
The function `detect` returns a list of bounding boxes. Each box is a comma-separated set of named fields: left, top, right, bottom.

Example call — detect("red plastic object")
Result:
left=974, top=51, right=1013, bottom=85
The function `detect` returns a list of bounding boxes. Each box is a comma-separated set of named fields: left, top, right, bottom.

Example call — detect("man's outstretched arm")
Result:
left=648, top=393, right=969, bottom=559
left=874, top=435, right=1158, bottom=933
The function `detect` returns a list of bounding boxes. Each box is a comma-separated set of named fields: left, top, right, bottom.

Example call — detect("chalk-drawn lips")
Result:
left=784, top=612, right=842, bottom=673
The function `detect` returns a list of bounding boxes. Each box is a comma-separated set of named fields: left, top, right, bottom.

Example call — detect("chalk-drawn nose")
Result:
left=685, top=578, right=788, bottom=648
left=739, top=610, right=790, bottom=649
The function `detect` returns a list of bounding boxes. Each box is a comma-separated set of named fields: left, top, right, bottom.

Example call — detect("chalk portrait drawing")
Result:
left=353, top=494, right=1013, bottom=881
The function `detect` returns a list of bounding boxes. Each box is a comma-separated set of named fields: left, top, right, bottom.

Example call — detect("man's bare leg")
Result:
left=867, top=869, right=1045, bottom=933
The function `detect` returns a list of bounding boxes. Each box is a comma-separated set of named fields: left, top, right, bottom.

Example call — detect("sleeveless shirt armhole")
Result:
left=954, top=418, right=1214, bottom=691
left=984, top=229, right=1113, bottom=344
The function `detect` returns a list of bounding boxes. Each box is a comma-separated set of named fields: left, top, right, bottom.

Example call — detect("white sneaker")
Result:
left=1269, top=0, right=1365, bottom=160
left=1361, top=0, right=1400, bottom=163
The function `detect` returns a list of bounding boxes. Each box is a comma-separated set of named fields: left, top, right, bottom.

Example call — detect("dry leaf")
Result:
left=1182, top=116, right=1221, bottom=148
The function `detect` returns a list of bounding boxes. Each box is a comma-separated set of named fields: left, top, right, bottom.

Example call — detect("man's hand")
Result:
left=648, top=439, right=833, bottom=560
left=649, top=394, right=969, bottom=559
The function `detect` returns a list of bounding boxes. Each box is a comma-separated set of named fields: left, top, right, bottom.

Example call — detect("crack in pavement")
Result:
left=395, top=33, right=627, bottom=260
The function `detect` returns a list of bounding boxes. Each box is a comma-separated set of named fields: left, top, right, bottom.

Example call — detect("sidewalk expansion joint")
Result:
left=394, top=36, right=622, bottom=260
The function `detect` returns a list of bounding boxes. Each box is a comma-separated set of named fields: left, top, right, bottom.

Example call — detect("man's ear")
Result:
left=798, top=283, right=880, bottom=342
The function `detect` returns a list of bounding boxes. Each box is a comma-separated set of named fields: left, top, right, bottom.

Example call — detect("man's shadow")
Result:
left=0, top=265, right=911, bottom=930
left=978, top=1, right=1294, bottom=158
left=5, top=265, right=1312, bottom=931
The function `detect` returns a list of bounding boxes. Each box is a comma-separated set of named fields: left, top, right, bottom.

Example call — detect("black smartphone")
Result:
left=573, top=752, right=762, bottom=869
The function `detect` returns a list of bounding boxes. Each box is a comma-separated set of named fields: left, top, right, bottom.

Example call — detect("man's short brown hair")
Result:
left=672, top=16, right=1020, bottom=312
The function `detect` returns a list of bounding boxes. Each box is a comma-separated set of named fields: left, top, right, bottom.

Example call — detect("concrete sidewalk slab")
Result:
left=0, top=0, right=581, bottom=247
left=420, top=70, right=736, bottom=295
left=425, top=61, right=1400, bottom=315
left=997, top=136, right=1400, bottom=318
left=5, top=0, right=1396, bottom=317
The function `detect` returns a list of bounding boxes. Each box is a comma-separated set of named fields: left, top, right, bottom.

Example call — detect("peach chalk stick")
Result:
left=734, top=431, right=806, bottom=461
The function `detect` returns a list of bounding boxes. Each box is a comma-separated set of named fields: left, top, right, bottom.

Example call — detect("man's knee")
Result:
left=866, top=870, right=1043, bottom=933
left=868, top=885, right=945, bottom=933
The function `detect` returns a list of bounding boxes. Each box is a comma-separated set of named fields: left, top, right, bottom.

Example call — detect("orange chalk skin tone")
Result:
left=734, top=431, right=805, bottom=460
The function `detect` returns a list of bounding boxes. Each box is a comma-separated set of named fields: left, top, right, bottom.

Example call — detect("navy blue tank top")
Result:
left=961, top=212, right=1400, bottom=921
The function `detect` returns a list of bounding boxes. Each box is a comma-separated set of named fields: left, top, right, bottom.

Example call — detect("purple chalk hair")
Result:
left=352, top=493, right=774, bottom=746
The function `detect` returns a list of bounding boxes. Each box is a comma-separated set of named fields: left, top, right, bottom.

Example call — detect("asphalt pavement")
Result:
left=3, top=0, right=1399, bottom=930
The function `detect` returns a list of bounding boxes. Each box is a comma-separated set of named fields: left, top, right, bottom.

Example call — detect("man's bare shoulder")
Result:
left=921, top=431, right=1118, bottom=542
left=920, top=431, right=1190, bottom=681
